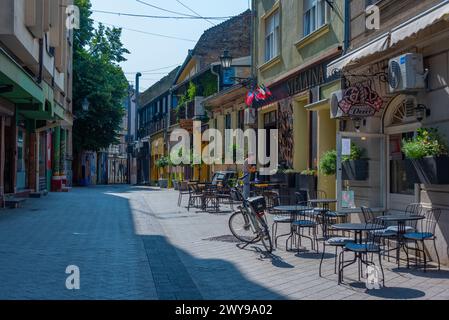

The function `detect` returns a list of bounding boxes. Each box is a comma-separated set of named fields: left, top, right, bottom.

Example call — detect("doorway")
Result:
left=383, top=95, right=421, bottom=211
left=336, top=132, right=387, bottom=213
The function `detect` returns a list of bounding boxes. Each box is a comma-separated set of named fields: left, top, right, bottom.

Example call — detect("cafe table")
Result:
left=376, top=214, right=425, bottom=268
left=271, top=205, right=315, bottom=251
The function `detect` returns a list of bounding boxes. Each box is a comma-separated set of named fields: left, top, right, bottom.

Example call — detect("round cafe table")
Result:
left=376, top=214, right=425, bottom=268
left=271, top=205, right=315, bottom=251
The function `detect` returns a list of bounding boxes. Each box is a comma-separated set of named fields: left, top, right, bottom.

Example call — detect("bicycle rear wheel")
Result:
left=256, top=215, right=273, bottom=253
left=229, top=211, right=255, bottom=243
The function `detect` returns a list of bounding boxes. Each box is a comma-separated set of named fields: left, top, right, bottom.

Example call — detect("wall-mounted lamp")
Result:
left=415, top=104, right=431, bottom=122
left=353, top=118, right=362, bottom=132
left=220, top=50, right=233, bottom=70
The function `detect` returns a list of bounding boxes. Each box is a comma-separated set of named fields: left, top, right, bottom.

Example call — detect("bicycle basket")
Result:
left=247, top=196, right=267, bottom=216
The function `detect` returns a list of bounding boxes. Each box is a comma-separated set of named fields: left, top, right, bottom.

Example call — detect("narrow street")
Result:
left=1, top=186, right=449, bottom=300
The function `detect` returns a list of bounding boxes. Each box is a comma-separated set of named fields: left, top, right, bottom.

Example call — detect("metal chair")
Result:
left=404, top=208, right=442, bottom=271
left=269, top=193, right=295, bottom=248
left=338, top=223, right=386, bottom=287
left=187, top=183, right=203, bottom=211
left=177, top=181, right=190, bottom=207
left=292, top=193, right=319, bottom=253
left=338, top=207, right=385, bottom=287
left=319, top=212, right=355, bottom=277
left=361, top=206, right=396, bottom=260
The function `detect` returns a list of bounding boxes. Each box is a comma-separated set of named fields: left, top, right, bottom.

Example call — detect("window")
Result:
left=265, top=10, right=280, bottom=62
left=225, top=114, right=232, bottom=130
left=390, top=133, right=416, bottom=195
left=238, top=109, right=245, bottom=130
left=304, top=0, right=328, bottom=36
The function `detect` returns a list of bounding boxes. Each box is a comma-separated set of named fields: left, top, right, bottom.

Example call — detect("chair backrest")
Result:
left=419, top=208, right=442, bottom=236
left=263, top=191, right=279, bottom=209
left=405, top=203, right=423, bottom=229
left=308, top=190, right=327, bottom=199
left=295, top=192, right=308, bottom=206
left=179, top=181, right=189, bottom=192
left=361, top=206, right=378, bottom=224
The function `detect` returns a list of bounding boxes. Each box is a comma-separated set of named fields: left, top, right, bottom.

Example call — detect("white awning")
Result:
left=390, top=1, right=449, bottom=45
left=326, top=0, right=449, bottom=77
left=326, top=34, right=390, bottom=77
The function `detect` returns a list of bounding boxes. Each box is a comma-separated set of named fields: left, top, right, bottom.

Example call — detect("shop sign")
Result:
left=338, top=84, right=383, bottom=117
left=286, top=63, right=327, bottom=96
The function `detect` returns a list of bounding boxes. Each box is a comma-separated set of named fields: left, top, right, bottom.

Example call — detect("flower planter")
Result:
left=342, top=160, right=369, bottom=181
left=411, top=156, right=449, bottom=185
left=158, top=178, right=168, bottom=188
left=286, top=173, right=297, bottom=188
left=269, top=173, right=287, bottom=184
left=296, top=174, right=317, bottom=191
left=404, top=159, right=420, bottom=184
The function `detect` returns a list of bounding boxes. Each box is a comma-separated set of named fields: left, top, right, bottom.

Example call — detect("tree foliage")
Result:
left=72, top=0, right=130, bottom=152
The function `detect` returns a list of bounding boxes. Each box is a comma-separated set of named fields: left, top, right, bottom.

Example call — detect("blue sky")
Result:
left=91, top=0, right=250, bottom=91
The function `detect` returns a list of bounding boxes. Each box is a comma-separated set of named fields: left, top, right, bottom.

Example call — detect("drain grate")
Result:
left=203, top=235, right=246, bottom=243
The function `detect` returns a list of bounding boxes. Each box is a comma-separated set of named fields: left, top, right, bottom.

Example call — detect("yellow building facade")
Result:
left=253, top=0, right=346, bottom=199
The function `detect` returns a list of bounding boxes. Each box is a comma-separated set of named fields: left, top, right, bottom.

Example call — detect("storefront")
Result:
left=0, top=98, right=15, bottom=197
left=327, top=1, right=449, bottom=264
left=151, top=134, right=165, bottom=184
left=255, top=49, right=342, bottom=198
left=203, top=84, right=249, bottom=177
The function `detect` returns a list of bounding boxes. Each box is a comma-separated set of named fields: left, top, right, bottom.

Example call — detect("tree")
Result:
left=72, top=0, right=130, bottom=152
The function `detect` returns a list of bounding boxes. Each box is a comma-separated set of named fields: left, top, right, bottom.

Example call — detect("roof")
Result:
left=139, top=66, right=180, bottom=108
left=173, top=10, right=251, bottom=84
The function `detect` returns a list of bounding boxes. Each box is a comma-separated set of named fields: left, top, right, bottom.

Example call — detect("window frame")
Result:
left=264, top=9, right=280, bottom=63
left=303, top=0, right=329, bottom=37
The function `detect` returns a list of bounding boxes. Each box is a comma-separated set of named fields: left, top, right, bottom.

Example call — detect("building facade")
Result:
left=0, top=0, right=73, bottom=200
left=138, top=67, right=179, bottom=185
left=327, top=0, right=449, bottom=265
left=253, top=0, right=345, bottom=198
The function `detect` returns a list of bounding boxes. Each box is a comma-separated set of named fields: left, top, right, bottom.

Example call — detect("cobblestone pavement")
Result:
left=1, top=185, right=448, bottom=300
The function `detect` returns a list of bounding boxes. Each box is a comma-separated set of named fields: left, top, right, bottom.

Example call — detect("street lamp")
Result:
left=415, top=104, right=430, bottom=122
left=220, top=50, right=233, bottom=70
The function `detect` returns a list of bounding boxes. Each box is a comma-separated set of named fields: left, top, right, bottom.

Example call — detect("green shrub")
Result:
left=301, top=169, right=317, bottom=176
left=402, top=128, right=448, bottom=159
left=156, top=156, right=170, bottom=169
left=319, top=150, right=337, bottom=176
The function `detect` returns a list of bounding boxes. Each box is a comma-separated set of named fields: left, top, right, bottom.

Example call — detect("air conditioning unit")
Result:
left=244, top=108, right=256, bottom=125
left=388, top=53, right=428, bottom=93
left=330, top=90, right=345, bottom=119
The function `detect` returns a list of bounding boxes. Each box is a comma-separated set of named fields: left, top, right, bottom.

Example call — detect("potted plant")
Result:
left=319, top=150, right=337, bottom=176
left=296, top=169, right=317, bottom=191
left=283, top=169, right=298, bottom=188
left=402, top=128, right=449, bottom=184
left=342, top=143, right=369, bottom=181
left=156, top=156, right=170, bottom=188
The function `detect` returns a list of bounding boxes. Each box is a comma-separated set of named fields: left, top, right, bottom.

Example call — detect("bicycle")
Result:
left=228, top=176, right=273, bottom=253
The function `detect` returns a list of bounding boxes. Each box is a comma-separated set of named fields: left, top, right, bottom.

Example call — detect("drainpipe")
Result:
left=343, top=0, right=351, bottom=53
left=127, top=85, right=132, bottom=184
left=38, top=39, right=44, bottom=83
left=135, top=72, right=142, bottom=183
left=210, top=64, right=221, bottom=93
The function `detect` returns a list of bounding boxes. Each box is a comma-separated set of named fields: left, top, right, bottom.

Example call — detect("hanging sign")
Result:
left=338, top=84, right=384, bottom=117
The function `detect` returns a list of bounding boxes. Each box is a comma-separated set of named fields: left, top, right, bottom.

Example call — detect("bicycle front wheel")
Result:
left=256, top=215, right=273, bottom=253
left=229, top=211, right=255, bottom=243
